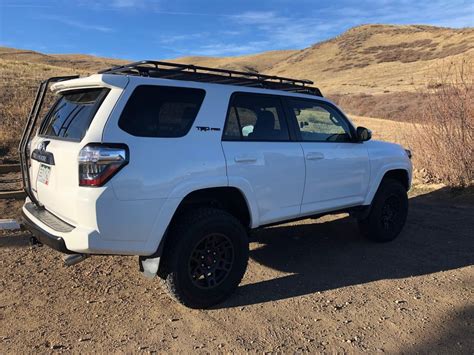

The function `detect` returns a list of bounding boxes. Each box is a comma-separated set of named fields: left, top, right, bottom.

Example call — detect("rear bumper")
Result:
left=20, top=197, right=165, bottom=256
left=21, top=209, right=74, bottom=254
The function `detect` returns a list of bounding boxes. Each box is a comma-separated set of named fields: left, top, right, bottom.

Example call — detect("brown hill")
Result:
left=172, top=24, right=474, bottom=95
left=0, top=47, right=127, bottom=71
left=1, top=24, right=472, bottom=95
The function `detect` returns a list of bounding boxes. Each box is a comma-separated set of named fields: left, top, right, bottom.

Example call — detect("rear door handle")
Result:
left=235, top=155, right=257, bottom=163
left=306, top=152, right=325, bottom=160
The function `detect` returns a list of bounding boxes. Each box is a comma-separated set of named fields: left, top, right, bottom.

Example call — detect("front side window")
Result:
left=40, top=88, right=109, bottom=141
left=118, top=85, right=205, bottom=137
left=223, top=93, right=289, bottom=141
left=289, top=99, right=352, bottom=142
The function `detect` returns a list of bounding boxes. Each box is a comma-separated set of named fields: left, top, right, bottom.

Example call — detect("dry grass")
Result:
left=0, top=59, right=91, bottom=159
left=1, top=25, right=473, bottom=187
left=268, top=25, right=474, bottom=95
left=406, top=61, right=473, bottom=187
left=171, top=25, right=474, bottom=96
left=349, top=115, right=412, bottom=146
left=329, top=92, right=430, bottom=122
left=169, top=50, right=297, bottom=73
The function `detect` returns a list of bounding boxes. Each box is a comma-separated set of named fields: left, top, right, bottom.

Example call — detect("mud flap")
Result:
left=349, top=205, right=372, bottom=220
left=139, top=256, right=161, bottom=279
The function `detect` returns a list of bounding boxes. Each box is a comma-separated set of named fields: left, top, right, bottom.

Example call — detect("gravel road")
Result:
left=0, top=185, right=473, bottom=353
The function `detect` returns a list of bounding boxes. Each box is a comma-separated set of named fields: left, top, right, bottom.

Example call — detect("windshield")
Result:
left=40, top=88, right=109, bottom=141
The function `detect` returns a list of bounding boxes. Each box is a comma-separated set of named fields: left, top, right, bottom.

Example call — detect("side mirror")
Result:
left=356, top=126, right=372, bottom=142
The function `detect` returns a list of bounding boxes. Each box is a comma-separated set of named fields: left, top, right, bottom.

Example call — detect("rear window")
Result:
left=40, top=88, right=109, bottom=141
left=118, top=85, right=206, bottom=137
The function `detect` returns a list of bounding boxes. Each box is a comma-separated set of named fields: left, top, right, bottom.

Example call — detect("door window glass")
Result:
left=289, top=99, right=352, bottom=142
left=223, top=94, right=289, bottom=141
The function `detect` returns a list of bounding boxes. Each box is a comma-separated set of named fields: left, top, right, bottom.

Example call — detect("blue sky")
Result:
left=0, top=0, right=473, bottom=60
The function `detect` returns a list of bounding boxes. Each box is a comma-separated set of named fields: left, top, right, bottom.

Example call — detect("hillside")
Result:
left=0, top=25, right=474, bottom=95
left=1, top=24, right=473, bottom=94
left=0, top=47, right=127, bottom=71
left=168, top=50, right=298, bottom=75
left=170, top=25, right=474, bottom=95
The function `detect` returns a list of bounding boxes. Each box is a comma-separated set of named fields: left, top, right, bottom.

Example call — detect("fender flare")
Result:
left=143, top=176, right=228, bottom=255
left=363, top=163, right=412, bottom=205
left=140, top=176, right=259, bottom=277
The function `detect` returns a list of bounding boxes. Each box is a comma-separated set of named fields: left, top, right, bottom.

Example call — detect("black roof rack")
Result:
left=98, top=60, right=322, bottom=96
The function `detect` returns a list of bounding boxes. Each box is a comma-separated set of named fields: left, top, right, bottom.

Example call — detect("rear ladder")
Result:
left=18, top=76, right=79, bottom=206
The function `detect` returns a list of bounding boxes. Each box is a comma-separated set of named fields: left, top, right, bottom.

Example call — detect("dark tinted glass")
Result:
left=223, top=93, right=289, bottom=141
left=41, top=88, right=108, bottom=141
left=118, top=85, right=205, bottom=137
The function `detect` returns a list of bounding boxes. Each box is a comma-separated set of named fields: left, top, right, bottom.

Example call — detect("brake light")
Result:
left=78, top=144, right=128, bottom=187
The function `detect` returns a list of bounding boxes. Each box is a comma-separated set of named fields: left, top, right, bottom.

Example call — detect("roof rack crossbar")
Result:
left=98, top=60, right=322, bottom=96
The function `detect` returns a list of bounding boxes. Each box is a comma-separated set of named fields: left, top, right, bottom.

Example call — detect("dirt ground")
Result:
left=0, top=184, right=472, bottom=354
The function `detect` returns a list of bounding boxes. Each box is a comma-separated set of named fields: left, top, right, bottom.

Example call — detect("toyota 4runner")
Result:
left=20, top=61, right=412, bottom=308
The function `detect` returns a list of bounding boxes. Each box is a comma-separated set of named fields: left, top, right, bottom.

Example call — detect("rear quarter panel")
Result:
left=102, top=78, right=231, bottom=254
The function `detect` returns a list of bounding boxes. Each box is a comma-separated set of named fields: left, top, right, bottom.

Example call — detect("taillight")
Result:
left=78, top=144, right=128, bottom=187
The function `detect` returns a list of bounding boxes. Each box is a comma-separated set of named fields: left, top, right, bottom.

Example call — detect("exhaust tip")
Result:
left=63, top=254, right=89, bottom=267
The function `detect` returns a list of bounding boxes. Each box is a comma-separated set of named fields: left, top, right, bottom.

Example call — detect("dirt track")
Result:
left=0, top=185, right=473, bottom=353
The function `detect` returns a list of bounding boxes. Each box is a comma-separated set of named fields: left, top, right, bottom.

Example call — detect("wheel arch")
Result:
left=364, top=166, right=411, bottom=205
left=171, top=186, right=253, bottom=228
left=148, top=186, right=253, bottom=278
left=383, top=169, right=410, bottom=190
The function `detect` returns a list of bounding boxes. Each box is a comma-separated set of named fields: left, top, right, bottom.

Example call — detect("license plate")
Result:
left=37, top=164, right=51, bottom=185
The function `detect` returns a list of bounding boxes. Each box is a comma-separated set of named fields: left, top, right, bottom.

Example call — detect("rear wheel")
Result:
left=358, top=178, right=408, bottom=242
left=160, top=208, right=248, bottom=308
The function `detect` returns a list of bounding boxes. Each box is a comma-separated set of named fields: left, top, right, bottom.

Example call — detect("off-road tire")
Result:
left=160, top=208, right=249, bottom=308
left=358, top=178, right=408, bottom=242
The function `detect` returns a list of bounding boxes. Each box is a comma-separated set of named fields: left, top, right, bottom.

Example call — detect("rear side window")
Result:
left=118, top=85, right=205, bottom=137
left=223, top=93, right=289, bottom=141
left=40, top=88, right=109, bottom=141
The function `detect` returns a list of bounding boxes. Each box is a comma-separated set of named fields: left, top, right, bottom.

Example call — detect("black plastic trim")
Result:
left=22, top=210, right=74, bottom=254
left=31, top=149, right=55, bottom=165
left=257, top=205, right=370, bottom=229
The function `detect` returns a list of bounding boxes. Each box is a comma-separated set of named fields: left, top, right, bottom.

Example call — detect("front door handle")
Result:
left=306, top=152, right=325, bottom=160
left=235, top=155, right=257, bottom=163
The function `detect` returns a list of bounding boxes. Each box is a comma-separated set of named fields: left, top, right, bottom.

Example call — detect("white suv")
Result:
left=20, top=61, right=412, bottom=308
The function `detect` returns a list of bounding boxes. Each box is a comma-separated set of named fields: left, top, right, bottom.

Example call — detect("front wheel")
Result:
left=160, top=208, right=249, bottom=308
left=358, top=178, right=408, bottom=242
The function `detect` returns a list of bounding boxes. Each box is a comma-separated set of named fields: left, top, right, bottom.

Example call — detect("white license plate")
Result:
left=37, top=164, right=51, bottom=185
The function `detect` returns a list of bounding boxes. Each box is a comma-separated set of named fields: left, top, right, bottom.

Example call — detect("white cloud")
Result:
left=40, top=15, right=114, bottom=33
left=153, top=1, right=474, bottom=58
left=159, top=32, right=210, bottom=44
left=111, top=0, right=149, bottom=8
left=75, top=0, right=160, bottom=11
left=230, top=11, right=342, bottom=48
left=190, top=41, right=271, bottom=56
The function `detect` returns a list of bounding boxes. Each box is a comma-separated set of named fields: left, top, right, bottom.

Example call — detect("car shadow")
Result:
left=218, top=186, right=474, bottom=308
